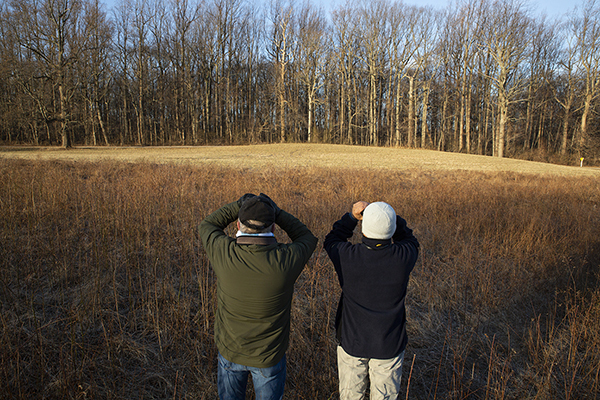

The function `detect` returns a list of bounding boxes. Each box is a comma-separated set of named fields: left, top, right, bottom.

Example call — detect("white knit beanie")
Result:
left=362, top=202, right=397, bottom=240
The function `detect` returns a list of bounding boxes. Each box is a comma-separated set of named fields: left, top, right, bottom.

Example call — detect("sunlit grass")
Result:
left=1, top=144, right=598, bottom=177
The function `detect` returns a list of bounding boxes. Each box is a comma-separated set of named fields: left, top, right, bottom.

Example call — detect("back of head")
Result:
left=238, top=220, right=273, bottom=234
left=238, top=194, right=276, bottom=232
left=361, top=202, right=396, bottom=240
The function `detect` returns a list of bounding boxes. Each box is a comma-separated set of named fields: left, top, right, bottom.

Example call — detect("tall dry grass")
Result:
left=0, top=159, right=599, bottom=399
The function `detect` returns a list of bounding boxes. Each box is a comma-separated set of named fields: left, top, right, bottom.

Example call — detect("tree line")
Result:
left=1, top=0, right=599, bottom=159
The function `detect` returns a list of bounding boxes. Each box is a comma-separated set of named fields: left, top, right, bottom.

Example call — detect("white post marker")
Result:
left=580, top=157, right=584, bottom=167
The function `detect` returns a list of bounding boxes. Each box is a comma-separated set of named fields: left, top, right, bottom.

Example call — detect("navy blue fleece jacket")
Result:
left=323, top=212, right=419, bottom=359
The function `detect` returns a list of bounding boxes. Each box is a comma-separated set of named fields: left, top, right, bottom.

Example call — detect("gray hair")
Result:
left=238, top=219, right=274, bottom=234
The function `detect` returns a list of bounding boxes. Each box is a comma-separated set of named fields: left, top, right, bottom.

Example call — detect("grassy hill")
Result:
left=2, top=143, right=599, bottom=177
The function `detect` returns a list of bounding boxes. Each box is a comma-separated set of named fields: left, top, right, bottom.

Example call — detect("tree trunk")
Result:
left=439, top=88, right=448, bottom=151
left=97, top=102, right=108, bottom=145
left=369, top=72, right=376, bottom=145
left=421, top=83, right=429, bottom=148
left=465, top=85, right=472, bottom=153
left=308, top=92, right=314, bottom=142
left=407, top=75, right=415, bottom=148
left=579, top=92, right=592, bottom=153
left=497, top=93, right=508, bottom=158
left=279, top=61, right=286, bottom=143
left=459, top=78, right=465, bottom=152
left=561, top=102, right=571, bottom=155
left=58, top=79, right=70, bottom=148
left=395, top=73, right=402, bottom=146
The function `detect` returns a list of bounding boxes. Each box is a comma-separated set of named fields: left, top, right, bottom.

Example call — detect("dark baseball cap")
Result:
left=238, top=195, right=276, bottom=230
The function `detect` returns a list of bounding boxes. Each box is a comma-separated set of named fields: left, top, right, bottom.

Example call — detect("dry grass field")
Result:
left=1, top=144, right=599, bottom=399
left=1, top=144, right=599, bottom=177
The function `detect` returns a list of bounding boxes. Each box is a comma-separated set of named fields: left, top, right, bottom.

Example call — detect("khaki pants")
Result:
left=337, top=345, right=405, bottom=400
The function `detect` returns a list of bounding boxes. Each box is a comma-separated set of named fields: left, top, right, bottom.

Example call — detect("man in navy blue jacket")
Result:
left=324, top=201, right=419, bottom=400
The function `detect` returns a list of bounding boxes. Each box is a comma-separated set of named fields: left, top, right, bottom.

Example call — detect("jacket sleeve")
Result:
left=275, top=209, right=318, bottom=262
left=198, top=201, right=239, bottom=258
left=323, top=213, right=357, bottom=253
left=323, top=213, right=356, bottom=286
left=392, top=216, right=420, bottom=250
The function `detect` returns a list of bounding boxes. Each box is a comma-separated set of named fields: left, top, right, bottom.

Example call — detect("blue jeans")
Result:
left=217, top=353, right=286, bottom=400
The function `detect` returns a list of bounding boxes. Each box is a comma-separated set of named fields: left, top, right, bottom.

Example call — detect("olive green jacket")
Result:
left=199, top=201, right=318, bottom=368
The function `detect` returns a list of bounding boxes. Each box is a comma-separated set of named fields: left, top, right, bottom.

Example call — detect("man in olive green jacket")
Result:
left=199, top=193, right=317, bottom=400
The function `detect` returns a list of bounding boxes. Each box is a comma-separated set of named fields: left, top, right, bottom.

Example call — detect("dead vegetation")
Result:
left=0, top=152, right=599, bottom=399
left=1, top=144, right=599, bottom=177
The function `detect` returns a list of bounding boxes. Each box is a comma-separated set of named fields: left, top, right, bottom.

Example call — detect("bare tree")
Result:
left=148, top=0, right=170, bottom=144
left=208, top=0, right=243, bottom=143
left=331, top=5, right=359, bottom=144
left=235, top=4, right=265, bottom=143
left=356, top=0, right=391, bottom=145
left=83, top=0, right=113, bottom=145
left=450, top=0, right=485, bottom=153
left=295, top=1, right=327, bottom=142
left=8, top=0, right=92, bottom=148
left=168, top=0, right=201, bottom=144
left=480, top=0, right=531, bottom=157
left=267, top=0, right=295, bottom=143
left=549, top=16, right=578, bottom=156
left=524, top=17, right=559, bottom=152
left=416, top=7, right=442, bottom=149
left=114, top=0, right=133, bottom=144
left=388, top=3, right=421, bottom=147
left=0, top=2, right=33, bottom=143
left=571, top=0, right=600, bottom=157
left=436, top=7, right=456, bottom=151
left=131, top=0, right=154, bottom=145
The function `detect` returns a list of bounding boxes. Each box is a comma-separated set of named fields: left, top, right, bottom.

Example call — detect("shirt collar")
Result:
left=362, top=236, right=392, bottom=250
left=236, top=231, right=275, bottom=238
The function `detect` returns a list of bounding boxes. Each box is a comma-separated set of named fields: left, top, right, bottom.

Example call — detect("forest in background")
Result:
left=2, top=0, right=600, bottom=161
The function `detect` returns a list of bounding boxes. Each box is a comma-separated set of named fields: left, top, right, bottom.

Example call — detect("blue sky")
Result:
left=323, top=0, right=578, bottom=19
left=412, top=0, right=576, bottom=18
left=527, top=0, right=579, bottom=17
left=101, top=0, right=580, bottom=20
